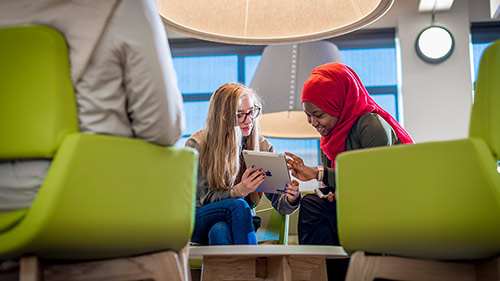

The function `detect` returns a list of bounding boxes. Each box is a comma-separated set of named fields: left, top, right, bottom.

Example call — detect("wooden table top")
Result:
left=189, top=245, right=348, bottom=259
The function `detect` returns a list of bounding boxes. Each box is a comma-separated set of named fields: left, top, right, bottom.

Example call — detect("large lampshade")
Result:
left=156, top=0, right=394, bottom=45
left=250, top=41, right=342, bottom=139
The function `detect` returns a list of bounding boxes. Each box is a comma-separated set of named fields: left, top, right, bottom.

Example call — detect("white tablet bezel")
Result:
left=242, top=150, right=291, bottom=194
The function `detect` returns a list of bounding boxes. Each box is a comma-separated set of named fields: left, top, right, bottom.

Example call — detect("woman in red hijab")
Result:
left=286, top=62, right=413, bottom=279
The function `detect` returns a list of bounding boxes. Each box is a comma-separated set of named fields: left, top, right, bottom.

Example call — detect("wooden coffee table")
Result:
left=189, top=245, right=348, bottom=281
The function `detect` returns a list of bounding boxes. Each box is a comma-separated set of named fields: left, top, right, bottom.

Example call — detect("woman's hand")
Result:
left=285, top=179, right=300, bottom=204
left=326, top=191, right=335, bottom=202
left=321, top=183, right=336, bottom=203
left=233, top=165, right=266, bottom=197
left=285, top=152, right=318, bottom=181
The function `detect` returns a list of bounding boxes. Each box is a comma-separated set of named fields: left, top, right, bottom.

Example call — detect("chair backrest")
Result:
left=0, top=25, right=78, bottom=159
left=469, top=40, right=500, bottom=159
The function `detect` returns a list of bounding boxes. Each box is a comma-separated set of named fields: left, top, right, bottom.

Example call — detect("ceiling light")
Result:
left=418, top=0, right=454, bottom=12
left=156, top=0, right=394, bottom=45
left=415, top=26, right=454, bottom=64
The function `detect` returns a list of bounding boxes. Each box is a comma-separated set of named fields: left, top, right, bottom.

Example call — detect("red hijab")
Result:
left=301, top=63, right=413, bottom=166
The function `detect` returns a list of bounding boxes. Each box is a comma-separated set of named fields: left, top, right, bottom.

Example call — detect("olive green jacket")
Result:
left=322, top=113, right=403, bottom=188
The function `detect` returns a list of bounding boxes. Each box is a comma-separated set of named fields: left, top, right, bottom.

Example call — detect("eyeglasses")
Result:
left=237, top=107, right=261, bottom=123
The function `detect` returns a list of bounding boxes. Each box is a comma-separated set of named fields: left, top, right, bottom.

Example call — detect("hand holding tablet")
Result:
left=242, top=150, right=292, bottom=194
left=233, top=165, right=267, bottom=198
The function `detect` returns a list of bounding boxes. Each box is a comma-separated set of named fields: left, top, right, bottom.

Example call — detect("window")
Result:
left=174, top=55, right=237, bottom=141
left=470, top=22, right=500, bottom=83
left=328, top=28, right=399, bottom=121
left=170, top=40, right=264, bottom=146
left=169, top=29, right=400, bottom=174
left=244, top=55, right=262, bottom=86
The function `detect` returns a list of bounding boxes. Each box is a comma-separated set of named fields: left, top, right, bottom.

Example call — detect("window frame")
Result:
left=169, top=28, right=399, bottom=118
left=470, top=21, right=500, bottom=83
left=170, top=39, right=265, bottom=87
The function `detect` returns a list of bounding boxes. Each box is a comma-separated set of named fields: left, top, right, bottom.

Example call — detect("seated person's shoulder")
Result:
left=354, top=113, right=399, bottom=147
left=357, top=113, right=391, bottom=132
left=185, top=130, right=204, bottom=150
left=258, top=135, right=273, bottom=152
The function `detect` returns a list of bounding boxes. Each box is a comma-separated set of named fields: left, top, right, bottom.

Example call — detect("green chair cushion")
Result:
left=0, top=25, right=77, bottom=159
left=336, top=138, right=500, bottom=260
left=0, top=133, right=197, bottom=260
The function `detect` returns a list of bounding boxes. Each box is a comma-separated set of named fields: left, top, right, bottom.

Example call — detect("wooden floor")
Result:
left=0, top=261, right=18, bottom=281
left=0, top=271, right=17, bottom=281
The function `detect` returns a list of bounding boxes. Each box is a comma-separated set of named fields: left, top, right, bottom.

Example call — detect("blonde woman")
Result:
left=185, top=83, right=300, bottom=245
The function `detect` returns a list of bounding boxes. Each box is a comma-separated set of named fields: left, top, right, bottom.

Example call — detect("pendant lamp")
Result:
left=250, top=41, right=342, bottom=139
left=156, top=0, right=394, bottom=45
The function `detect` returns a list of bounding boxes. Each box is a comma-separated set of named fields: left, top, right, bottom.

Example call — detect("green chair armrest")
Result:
left=0, top=209, right=27, bottom=234
left=0, top=133, right=197, bottom=260
left=336, top=138, right=500, bottom=260
left=279, top=214, right=290, bottom=245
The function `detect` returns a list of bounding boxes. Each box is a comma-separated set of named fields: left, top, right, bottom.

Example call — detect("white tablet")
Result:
left=242, top=150, right=291, bottom=194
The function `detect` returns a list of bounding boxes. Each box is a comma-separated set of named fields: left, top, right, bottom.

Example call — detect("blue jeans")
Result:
left=191, top=198, right=257, bottom=245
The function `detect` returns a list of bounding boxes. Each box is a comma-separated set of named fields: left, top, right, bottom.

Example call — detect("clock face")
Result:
left=415, top=26, right=455, bottom=64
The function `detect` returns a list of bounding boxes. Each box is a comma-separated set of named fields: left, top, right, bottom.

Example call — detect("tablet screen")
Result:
left=242, top=150, right=291, bottom=194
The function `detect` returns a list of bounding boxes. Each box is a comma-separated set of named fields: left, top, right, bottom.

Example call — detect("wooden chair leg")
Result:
left=346, top=251, right=481, bottom=281
left=345, top=251, right=377, bottom=281
left=153, top=251, right=184, bottom=281
left=177, top=243, right=191, bottom=281
left=20, top=256, right=42, bottom=281
left=42, top=251, right=184, bottom=281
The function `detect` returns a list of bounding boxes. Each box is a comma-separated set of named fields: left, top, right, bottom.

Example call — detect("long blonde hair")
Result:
left=199, top=83, right=262, bottom=191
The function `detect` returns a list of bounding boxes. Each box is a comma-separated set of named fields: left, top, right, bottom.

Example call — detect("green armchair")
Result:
left=336, top=40, right=500, bottom=280
left=0, top=25, right=197, bottom=281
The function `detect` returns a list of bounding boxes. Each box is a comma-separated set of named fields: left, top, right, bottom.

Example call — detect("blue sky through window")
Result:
left=244, top=55, right=262, bottom=86
left=339, top=48, right=397, bottom=86
left=173, top=55, right=238, bottom=94
left=472, top=42, right=492, bottom=82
